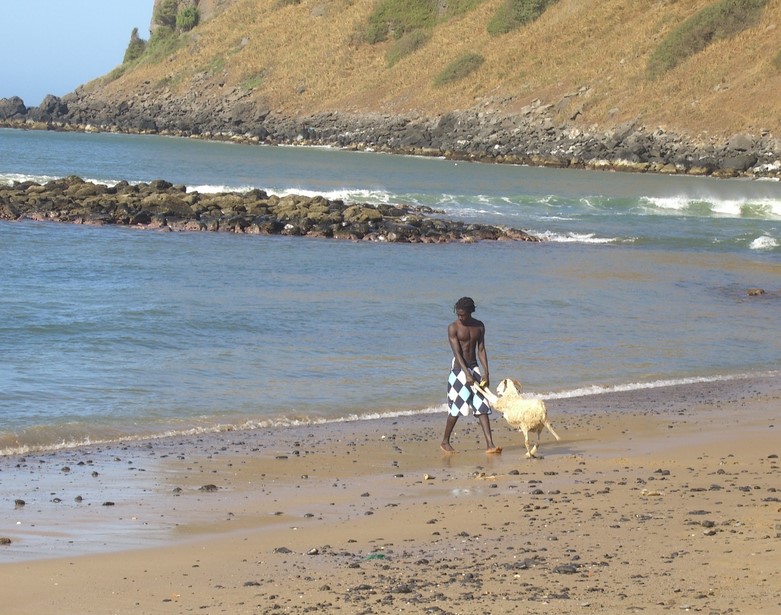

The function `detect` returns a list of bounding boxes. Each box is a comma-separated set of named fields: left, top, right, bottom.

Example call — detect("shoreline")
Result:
left=2, top=106, right=780, bottom=180
left=2, top=374, right=779, bottom=613
left=1, top=370, right=774, bottom=458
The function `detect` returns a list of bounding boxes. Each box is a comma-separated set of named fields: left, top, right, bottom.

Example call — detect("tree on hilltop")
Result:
left=123, top=27, right=147, bottom=64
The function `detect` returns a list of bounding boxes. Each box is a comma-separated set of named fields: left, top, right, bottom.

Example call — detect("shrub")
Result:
left=487, top=0, right=557, bottom=36
left=154, top=0, right=179, bottom=29
left=242, top=72, right=266, bottom=90
left=105, top=65, right=127, bottom=83
left=123, top=27, right=147, bottom=64
left=143, top=26, right=183, bottom=64
left=365, top=0, right=437, bottom=44
left=648, top=0, right=768, bottom=78
left=176, top=5, right=200, bottom=31
left=440, top=0, right=484, bottom=19
left=208, top=55, right=226, bottom=75
left=434, top=52, right=484, bottom=86
left=386, top=29, right=431, bottom=67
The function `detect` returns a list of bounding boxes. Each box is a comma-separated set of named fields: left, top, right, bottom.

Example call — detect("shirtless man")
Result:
left=441, top=297, right=501, bottom=454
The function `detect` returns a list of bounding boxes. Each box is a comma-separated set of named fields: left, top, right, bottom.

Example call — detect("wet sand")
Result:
left=1, top=374, right=780, bottom=614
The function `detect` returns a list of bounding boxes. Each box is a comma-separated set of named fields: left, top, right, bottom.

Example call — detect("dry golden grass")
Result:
left=94, top=0, right=781, bottom=138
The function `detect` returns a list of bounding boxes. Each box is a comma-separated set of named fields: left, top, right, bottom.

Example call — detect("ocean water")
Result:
left=1, top=127, right=780, bottom=454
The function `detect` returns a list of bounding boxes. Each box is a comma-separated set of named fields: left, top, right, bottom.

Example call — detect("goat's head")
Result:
left=496, top=378, right=523, bottom=397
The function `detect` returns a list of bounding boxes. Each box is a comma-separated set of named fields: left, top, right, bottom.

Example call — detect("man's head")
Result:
left=454, top=297, right=476, bottom=324
left=454, top=297, right=476, bottom=314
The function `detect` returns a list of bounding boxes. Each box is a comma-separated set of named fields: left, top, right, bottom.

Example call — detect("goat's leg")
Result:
left=522, top=428, right=535, bottom=458
left=529, top=427, right=542, bottom=458
left=545, top=420, right=560, bottom=441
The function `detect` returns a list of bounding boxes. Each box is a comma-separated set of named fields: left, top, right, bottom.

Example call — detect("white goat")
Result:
left=475, top=378, right=560, bottom=458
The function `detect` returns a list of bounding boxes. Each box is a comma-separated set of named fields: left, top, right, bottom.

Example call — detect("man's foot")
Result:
left=440, top=443, right=456, bottom=454
left=485, top=446, right=502, bottom=454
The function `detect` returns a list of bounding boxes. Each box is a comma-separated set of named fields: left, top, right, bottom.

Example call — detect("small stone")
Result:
left=554, top=564, right=578, bottom=574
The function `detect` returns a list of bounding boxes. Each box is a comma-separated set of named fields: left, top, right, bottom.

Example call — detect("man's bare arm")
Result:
left=476, top=328, right=489, bottom=387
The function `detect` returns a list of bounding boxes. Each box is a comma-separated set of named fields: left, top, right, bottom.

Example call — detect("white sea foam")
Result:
left=535, top=230, right=629, bottom=244
left=749, top=235, right=779, bottom=250
left=641, top=195, right=781, bottom=219
left=1, top=172, right=58, bottom=185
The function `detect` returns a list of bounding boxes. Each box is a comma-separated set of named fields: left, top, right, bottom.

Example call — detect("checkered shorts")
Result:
left=446, top=360, right=491, bottom=417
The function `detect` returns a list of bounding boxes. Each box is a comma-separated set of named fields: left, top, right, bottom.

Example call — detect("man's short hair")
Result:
left=454, top=297, right=476, bottom=313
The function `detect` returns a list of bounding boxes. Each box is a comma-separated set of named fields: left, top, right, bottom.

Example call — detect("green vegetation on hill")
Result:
left=434, top=52, right=484, bottom=86
left=176, top=5, right=201, bottom=31
left=123, top=28, right=146, bottom=64
left=386, top=29, right=432, bottom=67
left=365, top=0, right=484, bottom=45
left=648, top=0, right=768, bottom=78
left=486, top=0, right=557, bottom=36
left=365, top=0, right=438, bottom=44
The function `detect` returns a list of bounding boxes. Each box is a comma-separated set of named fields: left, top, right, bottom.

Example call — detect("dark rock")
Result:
left=0, top=96, right=27, bottom=120
left=0, top=179, right=542, bottom=244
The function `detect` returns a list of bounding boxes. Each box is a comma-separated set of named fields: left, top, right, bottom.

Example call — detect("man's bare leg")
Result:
left=441, top=414, right=459, bottom=453
left=479, top=414, right=502, bottom=454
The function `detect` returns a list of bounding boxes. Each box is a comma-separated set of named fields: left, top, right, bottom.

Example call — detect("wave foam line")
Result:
left=0, top=404, right=448, bottom=458
left=535, top=371, right=779, bottom=400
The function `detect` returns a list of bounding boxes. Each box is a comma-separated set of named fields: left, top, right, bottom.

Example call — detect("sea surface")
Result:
left=1, top=127, right=780, bottom=454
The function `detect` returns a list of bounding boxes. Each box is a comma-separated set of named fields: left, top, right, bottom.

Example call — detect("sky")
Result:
left=0, top=1, right=155, bottom=107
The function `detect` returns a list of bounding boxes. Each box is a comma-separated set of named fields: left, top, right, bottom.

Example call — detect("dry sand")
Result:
left=1, top=374, right=779, bottom=614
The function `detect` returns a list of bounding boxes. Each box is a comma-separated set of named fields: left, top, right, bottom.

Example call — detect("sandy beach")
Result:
left=1, top=374, right=779, bottom=614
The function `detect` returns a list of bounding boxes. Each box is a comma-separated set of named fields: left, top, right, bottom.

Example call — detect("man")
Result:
left=441, top=297, right=501, bottom=454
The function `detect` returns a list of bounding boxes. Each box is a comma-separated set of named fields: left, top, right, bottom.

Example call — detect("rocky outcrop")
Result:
left=3, top=89, right=779, bottom=180
left=0, top=176, right=541, bottom=243
left=0, top=96, right=27, bottom=121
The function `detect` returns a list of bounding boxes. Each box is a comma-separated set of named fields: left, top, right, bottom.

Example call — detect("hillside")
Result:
left=91, top=0, right=781, bottom=138
left=3, top=0, right=781, bottom=177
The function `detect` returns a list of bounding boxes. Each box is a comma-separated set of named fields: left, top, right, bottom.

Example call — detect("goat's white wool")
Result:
left=477, top=378, right=560, bottom=458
